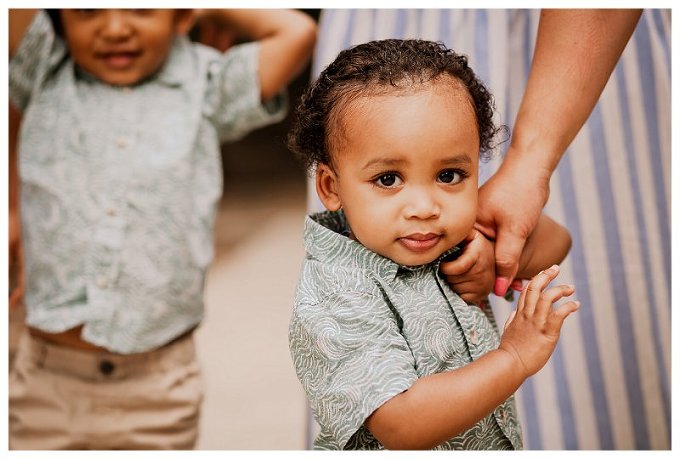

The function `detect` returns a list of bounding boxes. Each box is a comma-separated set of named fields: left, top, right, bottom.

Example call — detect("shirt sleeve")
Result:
left=9, top=10, right=66, bottom=111
left=203, top=41, right=288, bottom=143
left=290, top=289, right=419, bottom=449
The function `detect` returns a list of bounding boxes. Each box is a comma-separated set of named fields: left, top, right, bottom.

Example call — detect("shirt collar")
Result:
left=154, top=36, right=192, bottom=87
left=304, top=211, right=461, bottom=283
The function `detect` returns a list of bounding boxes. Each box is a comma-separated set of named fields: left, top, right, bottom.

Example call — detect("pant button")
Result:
left=99, top=360, right=115, bottom=375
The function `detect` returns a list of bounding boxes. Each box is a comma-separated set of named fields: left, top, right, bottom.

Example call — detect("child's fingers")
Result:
left=503, top=309, right=516, bottom=331
left=546, top=300, right=581, bottom=333
left=440, top=250, right=476, bottom=277
left=533, top=283, right=576, bottom=318
left=520, top=265, right=560, bottom=316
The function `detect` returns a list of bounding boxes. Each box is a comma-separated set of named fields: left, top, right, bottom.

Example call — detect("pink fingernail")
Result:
left=494, top=277, right=510, bottom=296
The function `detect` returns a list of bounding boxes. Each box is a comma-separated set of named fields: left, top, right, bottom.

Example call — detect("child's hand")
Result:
left=440, top=229, right=495, bottom=304
left=194, top=10, right=238, bottom=53
left=499, top=265, right=579, bottom=378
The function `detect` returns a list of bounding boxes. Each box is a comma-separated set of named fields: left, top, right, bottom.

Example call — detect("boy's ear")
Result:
left=316, top=164, right=342, bottom=211
left=174, top=9, right=196, bottom=36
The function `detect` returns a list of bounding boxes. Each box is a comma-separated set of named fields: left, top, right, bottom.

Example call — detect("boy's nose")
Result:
left=403, top=188, right=441, bottom=220
left=101, top=10, right=133, bottom=40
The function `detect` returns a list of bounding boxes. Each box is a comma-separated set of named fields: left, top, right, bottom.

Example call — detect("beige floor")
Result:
left=195, top=179, right=309, bottom=450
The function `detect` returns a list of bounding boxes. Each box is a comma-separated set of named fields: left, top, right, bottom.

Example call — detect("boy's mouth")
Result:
left=398, top=233, right=441, bottom=252
left=98, top=50, right=141, bottom=69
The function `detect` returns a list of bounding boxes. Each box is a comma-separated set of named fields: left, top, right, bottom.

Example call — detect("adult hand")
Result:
left=476, top=149, right=550, bottom=296
left=440, top=229, right=495, bottom=305
left=476, top=10, right=641, bottom=296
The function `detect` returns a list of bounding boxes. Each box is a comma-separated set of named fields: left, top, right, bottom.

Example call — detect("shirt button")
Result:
left=469, top=330, right=479, bottom=346
left=96, top=275, right=108, bottom=289
left=208, top=61, right=222, bottom=76
left=116, top=138, right=127, bottom=149
left=498, top=408, right=508, bottom=423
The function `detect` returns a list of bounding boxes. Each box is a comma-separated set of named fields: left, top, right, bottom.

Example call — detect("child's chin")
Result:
left=100, top=75, right=146, bottom=87
left=394, top=252, right=441, bottom=267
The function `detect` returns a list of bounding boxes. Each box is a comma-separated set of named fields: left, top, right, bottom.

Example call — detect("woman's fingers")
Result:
left=510, top=279, right=524, bottom=291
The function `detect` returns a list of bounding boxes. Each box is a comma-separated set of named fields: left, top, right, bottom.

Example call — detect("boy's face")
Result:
left=317, top=81, right=480, bottom=267
left=60, top=9, right=194, bottom=86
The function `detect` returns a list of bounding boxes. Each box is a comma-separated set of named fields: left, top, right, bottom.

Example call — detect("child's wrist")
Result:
left=495, top=344, right=530, bottom=382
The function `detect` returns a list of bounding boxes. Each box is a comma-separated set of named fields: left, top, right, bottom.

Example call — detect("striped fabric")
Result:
left=305, top=9, right=670, bottom=450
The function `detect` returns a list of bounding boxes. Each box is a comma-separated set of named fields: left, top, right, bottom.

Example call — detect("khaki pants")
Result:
left=9, top=331, right=203, bottom=450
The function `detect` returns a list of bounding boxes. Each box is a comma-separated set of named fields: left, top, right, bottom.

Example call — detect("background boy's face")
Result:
left=60, top=9, right=193, bottom=86
left=317, top=81, right=480, bottom=266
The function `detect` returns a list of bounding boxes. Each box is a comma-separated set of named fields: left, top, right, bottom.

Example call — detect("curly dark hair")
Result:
left=288, top=39, right=505, bottom=171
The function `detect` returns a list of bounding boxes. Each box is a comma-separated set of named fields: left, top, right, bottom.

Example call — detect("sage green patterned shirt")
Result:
left=290, top=211, right=523, bottom=450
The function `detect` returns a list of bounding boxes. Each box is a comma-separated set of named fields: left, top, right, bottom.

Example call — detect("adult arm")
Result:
left=197, top=9, right=316, bottom=102
left=476, top=9, right=641, bottom=295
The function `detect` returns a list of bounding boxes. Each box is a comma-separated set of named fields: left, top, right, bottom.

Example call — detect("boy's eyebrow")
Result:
left=438, top=153, right=474, bottom=166
left=361, top=153, right=473, bottom=170
left=361, top=158, right=406, bottom=170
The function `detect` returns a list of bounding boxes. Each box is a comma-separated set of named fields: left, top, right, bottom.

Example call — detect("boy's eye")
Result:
left=438, top=169, right=464, bottom=184
left=375, top=173, right=402, bottom=188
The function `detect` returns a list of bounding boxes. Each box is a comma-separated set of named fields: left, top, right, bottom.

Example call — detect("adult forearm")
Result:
left=507, top=9, right=641, bottom=174
left=365, top=349, right=525, bottom=449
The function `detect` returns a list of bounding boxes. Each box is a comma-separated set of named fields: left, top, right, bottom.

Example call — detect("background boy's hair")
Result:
left=45, top=9, right=63, bottom=37
left=288, top=39, right=506, bottom=171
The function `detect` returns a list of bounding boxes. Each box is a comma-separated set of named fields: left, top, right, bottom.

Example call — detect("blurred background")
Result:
left=9, top=9, right=319, bottom=450
left=192, top=68, right=310, bottom=449
left=192, top=26, right=314, bottom=444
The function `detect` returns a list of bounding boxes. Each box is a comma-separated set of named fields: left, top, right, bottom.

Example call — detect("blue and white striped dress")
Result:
left=305, top=9, right=670, bottom=450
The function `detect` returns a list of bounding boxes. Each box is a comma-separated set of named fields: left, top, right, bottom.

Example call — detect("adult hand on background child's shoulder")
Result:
left=440, top=229, right=495, bottom=305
